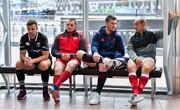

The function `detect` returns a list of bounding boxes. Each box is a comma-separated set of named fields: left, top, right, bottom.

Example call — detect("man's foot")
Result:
left=102, top=57, right=126, bottom=69
left=132, top=94, right=144, bottom=105
left=89, top=92, right=100, bottom=105
left=49, top=85, right=60, bottom=103
left=128, top=94, right=135, bottom=105
left=102, top=57, right=113, bottom=67
left=43, top=87, right=50, bottom=101
left=112, top=58, right=126, bottom=69
left=17, top=89, right=27, bottom=100
left=128, top=94, right=144, bottom=105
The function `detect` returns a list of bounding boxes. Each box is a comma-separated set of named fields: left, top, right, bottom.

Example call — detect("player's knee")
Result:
left=15, top=61, right=23, bottom=70
left=38, top=62, right=49, bottom=71
left=76, top=50, right=86, bottom=60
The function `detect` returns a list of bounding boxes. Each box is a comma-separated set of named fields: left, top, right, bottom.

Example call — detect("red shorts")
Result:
left=56, top=57, right=81, bottom=65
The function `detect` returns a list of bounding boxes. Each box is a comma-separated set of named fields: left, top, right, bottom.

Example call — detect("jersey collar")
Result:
left=28, top=32, right=38, bottom=42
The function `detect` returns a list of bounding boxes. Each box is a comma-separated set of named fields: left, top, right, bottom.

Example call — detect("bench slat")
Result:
left=75, top=67, right=162, bottom=78
left=0, top=66, right=162, bottom=78
left=0, top=66, right=54, bottom=76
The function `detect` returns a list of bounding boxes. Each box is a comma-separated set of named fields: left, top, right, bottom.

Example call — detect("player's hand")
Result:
left=62, top=53, right=70, bottom=61
left=93, top=53, right=101, bottom=63
left=135, top=57, right=143, bottom=66
left=24, top=57, right=33, bottom=66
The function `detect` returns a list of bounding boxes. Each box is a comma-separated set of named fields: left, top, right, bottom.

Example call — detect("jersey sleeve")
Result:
left=51, top=35, right=62, bottom=58
left=20, top=36, right=27, bottom=50
left=78, top=34, right=88, bottom=52
left=41, top=34, right=49, bottom=51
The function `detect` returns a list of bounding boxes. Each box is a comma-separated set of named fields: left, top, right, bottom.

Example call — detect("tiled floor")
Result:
left=0, top=89, right=180, bottom=110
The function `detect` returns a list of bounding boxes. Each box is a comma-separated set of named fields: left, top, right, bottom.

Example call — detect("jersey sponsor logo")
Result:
left=25, top=42, right=30, bottom=46
left=73, top=37, right=79, bottom=40
left=36, top=42, right=41, bottom=47
left=42, top=46, right=48, bottom=50
left=32, top=49, right=41, bottom=53
left=20, top=46, right=25, bottom=48
left=100, top=38, right=105, bottom=42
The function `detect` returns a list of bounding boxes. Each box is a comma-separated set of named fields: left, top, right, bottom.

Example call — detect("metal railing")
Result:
left=0, top=13, right=7, bottom=57
left=0, top=13, right=10, bottom=93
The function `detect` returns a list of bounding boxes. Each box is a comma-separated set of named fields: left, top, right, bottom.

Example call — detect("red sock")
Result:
left=55, top=70, right=71, bottom=88
left=53, top=75, right=60, bottom=84
left=139, top=74, right=149, bottom=94
left=129, top=74, right=139, bottom=94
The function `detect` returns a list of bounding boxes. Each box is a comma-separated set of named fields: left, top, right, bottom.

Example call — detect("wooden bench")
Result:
left=0, top=65, right=162, bottom=99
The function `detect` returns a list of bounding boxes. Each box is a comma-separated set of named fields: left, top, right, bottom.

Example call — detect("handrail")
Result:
left=0, top=13, right=8, bottom=57
left=0, top=14, right=7, bottom=30
left=163, top=0, right=172, bottom=95
left=163, top=0, right=180, bottom=95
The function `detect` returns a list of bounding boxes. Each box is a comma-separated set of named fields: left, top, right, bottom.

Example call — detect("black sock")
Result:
left=16, top=70, right=25, bottom=89
left=41, top=70, right=49, bottom=87
left=20, top=85, right=25, bottom=90
left=82, top=53, right=94, bottom=63
left=95, top=72, right=108, bottom=94
left=16, top=70, right=25, bottom=81
left=99, top=58, right=102, bottom=63
left=82, top=53, right=103, bottom=63
left=43, top=86, right=48, bottom=92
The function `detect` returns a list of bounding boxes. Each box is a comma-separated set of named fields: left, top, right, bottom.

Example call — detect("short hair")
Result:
left=68, top=18, right=77, bottom=25
left=134, top=17, right=147, bottom=25
left=105, top=15, right=117, bottom=23
left=26, top=19, right=38, bottom=27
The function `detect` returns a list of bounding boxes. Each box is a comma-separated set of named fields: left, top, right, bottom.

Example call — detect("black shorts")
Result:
left=33, top=57, right=52, bottom=70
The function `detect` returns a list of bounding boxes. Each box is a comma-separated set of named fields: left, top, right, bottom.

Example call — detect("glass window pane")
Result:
left=9, top=0, right=165, bottom=89
left=89, top=0, right=162, bottom=16
left=88, top=0, right=164, bottom=88
left=10, top=0, right=83, bottom=85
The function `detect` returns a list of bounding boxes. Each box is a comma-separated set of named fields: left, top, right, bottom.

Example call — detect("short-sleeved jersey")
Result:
left=20, top=32, right=50, bottom=59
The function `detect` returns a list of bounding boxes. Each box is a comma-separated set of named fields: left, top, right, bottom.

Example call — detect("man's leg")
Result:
left=49, top=60, right=65, bottom=103
left=55, top=59, right=79, bottom=88
left=77, top=50, right=97, bottom=68
left=15, top=60, right=34, bottom=100
left=127, top=59, right=139, bottom=94
left=53, top=61, right=65, bottom=84
left=138, top=58, right=155, bottom=94
left=77, top=50, right=99, bottom=63
left=127, top=59, right=144, bottom=105
left=89, top=63, right=109, bottom=105
left=52, top=59, right=80, bottom=102
left=77, top=50, right=127, bottom=68
left=38, top=59, right=51, bottom=101
left=95, top=63, right=109, bottom=95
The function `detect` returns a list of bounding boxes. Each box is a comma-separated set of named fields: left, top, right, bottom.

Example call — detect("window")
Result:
left=8, top=0, right=165, bottom=89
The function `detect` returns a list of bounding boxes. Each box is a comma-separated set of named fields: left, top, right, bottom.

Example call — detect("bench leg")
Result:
left=13, top=74, right=17, bottom=90
left=69, top=76, right=72, bottom=97
left=73, top=75, right=76, bottom=92
left=90, top=77, right=93, bottom=92
left=151, top=78, right=156, bottom=99
left=1, top=74, right=10, bottom=94
left=83, top=75, right=88, bottom=97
